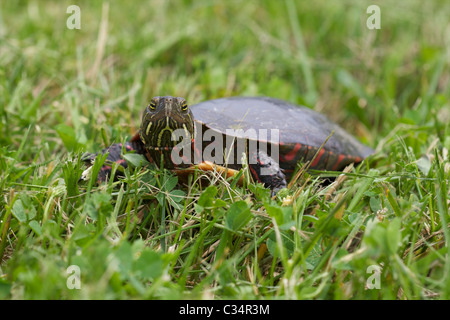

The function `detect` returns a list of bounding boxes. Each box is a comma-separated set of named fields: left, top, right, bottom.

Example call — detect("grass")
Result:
left=0, top=0, right=449, bottom=299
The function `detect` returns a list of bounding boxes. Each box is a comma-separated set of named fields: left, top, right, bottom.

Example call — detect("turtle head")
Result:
left=139, top=96, right=194, bottom=150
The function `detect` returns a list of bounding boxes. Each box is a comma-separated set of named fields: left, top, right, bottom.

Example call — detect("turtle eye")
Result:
left=149, top=101, right=157, bottom=110
left=181, top=102, right=188, bottom=111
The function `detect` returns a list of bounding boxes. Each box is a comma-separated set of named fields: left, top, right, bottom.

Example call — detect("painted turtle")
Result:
left=84, top=96, right=373, bottom=192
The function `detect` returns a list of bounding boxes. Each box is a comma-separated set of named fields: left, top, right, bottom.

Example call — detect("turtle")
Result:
left=84, top=96, right=373, bottom=192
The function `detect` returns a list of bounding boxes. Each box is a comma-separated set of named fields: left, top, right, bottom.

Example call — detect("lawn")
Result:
left=0, top=0, right=449, bottom=300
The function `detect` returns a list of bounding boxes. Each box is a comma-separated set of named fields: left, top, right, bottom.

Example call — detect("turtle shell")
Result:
left=191, top=97, right=373, bottom=174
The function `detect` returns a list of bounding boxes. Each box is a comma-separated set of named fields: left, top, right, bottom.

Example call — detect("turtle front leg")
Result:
left=248, top=150, right=287, bottom=195
left=82, top=136, right=147, bottom=182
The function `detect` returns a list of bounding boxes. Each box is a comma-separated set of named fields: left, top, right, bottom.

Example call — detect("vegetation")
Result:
left=0, top=0, right=449, bottom=299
